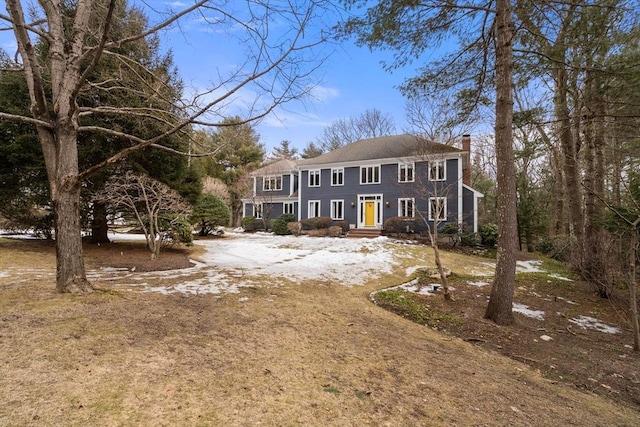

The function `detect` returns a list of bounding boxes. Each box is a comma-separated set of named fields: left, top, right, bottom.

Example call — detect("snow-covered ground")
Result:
left=104, top=231, right=399, bottom=294
left=1, top=230, right=620, bottom=334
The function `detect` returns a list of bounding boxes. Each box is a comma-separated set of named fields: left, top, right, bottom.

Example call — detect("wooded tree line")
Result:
left=461, top=0, right=640, bottom=300
left=341, top=0, right=639, bottom=334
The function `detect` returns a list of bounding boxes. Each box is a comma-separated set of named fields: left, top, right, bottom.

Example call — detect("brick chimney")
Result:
left=462, top=134, right=471, bottom=186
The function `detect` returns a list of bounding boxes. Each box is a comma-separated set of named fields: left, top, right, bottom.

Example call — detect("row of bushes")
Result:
left=242, top=213, right=500, bottom=249
left=384, top=216, right=487, bottom=248
left=240, top=215, right=350, bottom=236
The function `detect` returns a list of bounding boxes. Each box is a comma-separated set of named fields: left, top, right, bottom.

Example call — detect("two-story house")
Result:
left=242, top=134, right=483, bottom=233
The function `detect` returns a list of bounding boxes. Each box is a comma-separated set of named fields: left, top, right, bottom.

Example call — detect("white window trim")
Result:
left=263, top=175, right=282, bottom=191
left=330, top=199, right=344, bottom=220
left=398, top=162, right=415, bottom=183
left=331, top=168, right=344, bottom=186
left=254, top=203, right=263, bottom=219
left=360, top=165, right=381, bottom=184
left=428, top=197, right=447, bottom=221
left=283, top=202, right=294, bottom=215
left=429, top=160, right=446, bottom=181
left=308, top=170, right=321, bottom=187
left=398, top=198, right=415, bottom=218
left=308, top=200, right=321, bottom=218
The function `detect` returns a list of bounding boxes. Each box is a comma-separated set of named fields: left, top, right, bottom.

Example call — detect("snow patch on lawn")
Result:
left=513, top=303, right=545, bottom=320
left=556, top=296, right=577, bottom=305
left=195, top=233, right=397, bottom=286
left=516, top=260, right=545, bottom=273
left=548, top=273, right=573, bottom=282
left=467, top=280, right=489, bottom=287
left=98, top=232, right=399, bottom=295
left=569, top=316, right=621, bottom=334
left=371, top=278, right=444, bottom=297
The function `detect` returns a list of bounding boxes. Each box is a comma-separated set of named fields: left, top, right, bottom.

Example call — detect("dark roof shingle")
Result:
left=297, top=134, right=462, bottom=166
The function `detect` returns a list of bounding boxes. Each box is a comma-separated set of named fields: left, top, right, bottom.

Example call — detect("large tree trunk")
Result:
left=559, top=64, right=584, bottom=265
left=90, top=202, right=111, bottom=244
left=485, top=0, right=517, bottom=326
left=583, top=70, right=609, bottom=297
left=629, top=220, right=640, bottom=352
left=52, top=129, right=92, bottom=293
left=54, top=180, right=92, bottom=293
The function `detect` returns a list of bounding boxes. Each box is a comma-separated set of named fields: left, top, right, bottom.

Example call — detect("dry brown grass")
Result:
left=0, top=237, right=638, bottom=426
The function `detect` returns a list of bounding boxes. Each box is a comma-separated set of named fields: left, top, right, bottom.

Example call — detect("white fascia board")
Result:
left=298, top=153, right=461, bottom=170
left=462, top=183, right=485, bottom=198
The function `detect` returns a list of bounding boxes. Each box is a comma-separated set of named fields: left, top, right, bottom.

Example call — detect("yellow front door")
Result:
left=365, top=201, right=375, bottom=226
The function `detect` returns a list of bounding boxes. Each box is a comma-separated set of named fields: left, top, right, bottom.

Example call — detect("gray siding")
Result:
left=462, top=186, right=475, bottom=231
left=243, top=202, right=298, bottom=221
left=255, top=173, right=294, bottom=197
left=300, top=157, right=463, bottom=228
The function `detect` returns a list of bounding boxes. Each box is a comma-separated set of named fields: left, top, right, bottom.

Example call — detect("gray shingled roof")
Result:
left=296, top=134, right=462, bottom=167
left=250, top=158, right=298, bottom=176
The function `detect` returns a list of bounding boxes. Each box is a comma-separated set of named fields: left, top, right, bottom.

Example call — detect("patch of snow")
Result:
left=471, top=260, right=545, bottom=275
left=467, top=280, right=489, bottom=288
left=513, top=303, right=545, bottom=320
left=516, top=260, right=545, bottom=273
left=373, top=278, right=453, bottom=298
left=99, top=266, right=130, bottom=272
left=107, top=231, right=147, bottom=242
left=78, top=233, right=401, bottom=296
left=239, top=296, right=249, bottom=302
left=548, top=273, right=573, bottom=282
left=569, top=316, right=621, bottom=334
left=406, top=266, right=429, bottom=276
left=196, top=233, right=397, bottom=287
left=556, top=296, right=577, bottom=305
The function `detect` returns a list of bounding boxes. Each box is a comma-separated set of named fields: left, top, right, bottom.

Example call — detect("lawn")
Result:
left=0, top=233, right=638, bottom=426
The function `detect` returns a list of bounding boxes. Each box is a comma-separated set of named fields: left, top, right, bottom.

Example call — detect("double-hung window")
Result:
left=283, top=202, right=294, bottom=215
left=309, top=170, right=321, bottom=187
left=308, top=200, right=321, bottom=218
left=263, top=175, right=282, bottom=191
left=253, top=203, right=263, bottom=219
left=398, top=198, right=415, bottom=218
left=398, top=162, right=414, bottom=183
left=330, top=200, right=344, bottom=220
left=429, top=160, right=445, bottom=181
left=360, top=165, right=380, bottom=184
left=429, top=197, right=447, bottom=221
left=331, top=168, right=344, bottom=186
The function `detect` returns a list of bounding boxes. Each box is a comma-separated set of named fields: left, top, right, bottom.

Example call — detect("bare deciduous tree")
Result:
left=94, top=171, right=192, bottom=260
left=316, top=108, right=396, bottom=151
left=202, top=176, right=231, bottom=204
left=0, top=0, right=332, bottom=292
left=404, top=95, right=473, bottom=144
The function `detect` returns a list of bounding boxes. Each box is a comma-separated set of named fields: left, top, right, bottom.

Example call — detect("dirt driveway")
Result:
left=0, top=235, right=638, bottom=426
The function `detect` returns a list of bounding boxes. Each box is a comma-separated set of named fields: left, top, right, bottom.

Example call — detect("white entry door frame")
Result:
left=357, top=194, right=383, bottom=229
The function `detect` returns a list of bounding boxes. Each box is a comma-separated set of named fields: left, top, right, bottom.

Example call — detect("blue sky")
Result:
left=0, top=1, right=414, bottom=154
left=154, top=1, right=415, bottom=154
